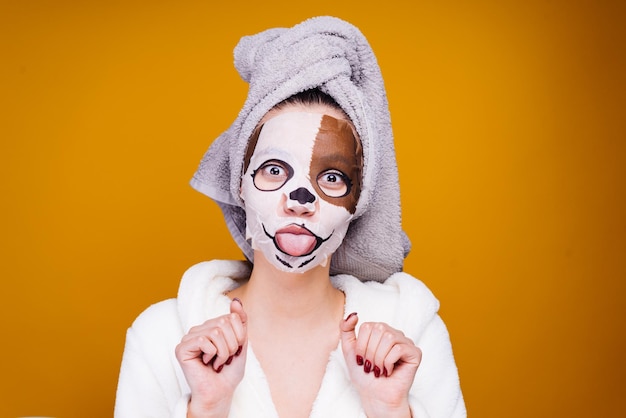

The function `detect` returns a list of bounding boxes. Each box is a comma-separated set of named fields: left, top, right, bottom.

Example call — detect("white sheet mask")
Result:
left=240, top=111, right=362, bottom=273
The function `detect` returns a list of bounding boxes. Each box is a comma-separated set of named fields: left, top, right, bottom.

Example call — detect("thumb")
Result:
left=230, top=297, right=247, bottom=326
left=339, top=312, right=358, bottom=357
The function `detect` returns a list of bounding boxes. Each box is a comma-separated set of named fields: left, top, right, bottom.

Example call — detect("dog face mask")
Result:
left=240, top=111, right=362, bottom=273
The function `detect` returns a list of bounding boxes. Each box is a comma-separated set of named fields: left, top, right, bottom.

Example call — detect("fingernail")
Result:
left=374, top=365, right=381, bottom=378
left=233, top=297, right=243, bottom=307
left=216, top=364, right=224, bottom=373
left=345, top=312, right=357, bottom=321
left=226, top=355, right=234, bottom=365
left=383, top=367, right=388, bottom=377
left=356, top=355, right=364, bottom=366
left=235, top=345, right=243, bottom=356
left=364, top=359, right=372, bottom=373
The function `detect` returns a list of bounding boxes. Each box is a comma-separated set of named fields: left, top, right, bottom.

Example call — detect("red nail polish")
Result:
left=235, top=345, right=243, bottom=356
left=345, top=312, right=357, bottom=321
left=356, top=355, right=364, bottom=366
left=216, top=364, right=224, bottom=373
left=226, top=355, right=234, bottom=365
left=364, top=359, right=372, bottom=373
left=374, top=365, right=381, bottom=378
left=233, top=297, right=243, bottom=307
left=383, top=367, right=388, bottom=377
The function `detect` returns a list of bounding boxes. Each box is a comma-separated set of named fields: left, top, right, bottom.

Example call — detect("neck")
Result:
left=234, top=251, right=344, bottom=326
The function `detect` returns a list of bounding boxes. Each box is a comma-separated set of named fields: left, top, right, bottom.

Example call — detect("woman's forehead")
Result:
left=259, top=102, right=349, bottom=125
left=254, top=111, right=323, bottom=154
left=243, top=109, right=362, bottom=176
left=251, top=112, right=359, bottom=162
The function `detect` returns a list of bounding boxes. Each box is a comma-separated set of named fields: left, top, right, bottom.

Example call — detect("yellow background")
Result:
left=1, top=0, right=624, bottom=416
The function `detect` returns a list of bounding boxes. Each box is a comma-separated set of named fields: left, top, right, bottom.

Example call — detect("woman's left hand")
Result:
left=340, top=313, right=422, bottom=418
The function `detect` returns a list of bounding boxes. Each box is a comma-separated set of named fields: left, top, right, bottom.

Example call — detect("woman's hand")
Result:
left=175, top=298, right=248, bottom=418
left=340, top=313, right=422, bottom=418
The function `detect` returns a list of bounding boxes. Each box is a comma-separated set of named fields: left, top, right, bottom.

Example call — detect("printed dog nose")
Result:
left=289, top=187, right=316, bottom=204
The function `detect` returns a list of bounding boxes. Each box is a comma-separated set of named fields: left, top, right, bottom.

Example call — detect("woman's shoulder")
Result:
left=333, top=271, right=440, bottom=311
left=333, top=271, right=441, bottom=338
left=130, top=298, right=179, bottom=331
left=122, top=298, right=184, bottom=364
left=177, top=259, right=251, bottom=330
left=178, top=259, right=250, bottom=298
left=129, top=260, right=251, bottom=336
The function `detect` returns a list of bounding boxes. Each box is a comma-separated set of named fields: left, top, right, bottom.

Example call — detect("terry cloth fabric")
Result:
left=190, top=16, right=411, bottom=282
left=114, top=260, right=466, bottom=417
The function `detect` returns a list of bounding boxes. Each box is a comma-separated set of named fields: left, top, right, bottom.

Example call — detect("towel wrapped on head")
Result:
left=190, top=16, right=411, bottom=282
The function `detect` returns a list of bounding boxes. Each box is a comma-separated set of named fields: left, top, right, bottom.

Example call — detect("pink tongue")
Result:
left=276, top=233, right=316, bottom=257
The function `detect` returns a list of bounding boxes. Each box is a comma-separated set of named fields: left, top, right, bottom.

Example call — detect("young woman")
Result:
left=115, top=17, right=465, bottom=418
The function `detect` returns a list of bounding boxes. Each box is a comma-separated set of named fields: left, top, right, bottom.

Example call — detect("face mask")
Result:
left=240, top=111, right=362, bottom=273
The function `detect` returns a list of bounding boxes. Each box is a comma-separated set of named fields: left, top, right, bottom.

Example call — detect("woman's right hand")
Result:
left=175, top=298, right=248, bottom=418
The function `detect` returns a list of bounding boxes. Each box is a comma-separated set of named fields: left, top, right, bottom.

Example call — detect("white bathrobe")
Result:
left=114, top=260, right=466, bottom=417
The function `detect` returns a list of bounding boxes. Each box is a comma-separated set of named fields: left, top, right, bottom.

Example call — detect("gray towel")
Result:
left=190, top=16, right=410, bottom=282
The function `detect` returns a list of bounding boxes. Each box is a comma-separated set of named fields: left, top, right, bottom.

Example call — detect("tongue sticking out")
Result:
left=275, top=227, right=317, bottom=257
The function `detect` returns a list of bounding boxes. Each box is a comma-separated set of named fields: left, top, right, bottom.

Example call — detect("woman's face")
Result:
left=240, top=107, right=362, bottom=273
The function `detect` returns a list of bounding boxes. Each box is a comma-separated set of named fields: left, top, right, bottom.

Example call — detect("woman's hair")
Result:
left=272, top=88, right=348, bottom=118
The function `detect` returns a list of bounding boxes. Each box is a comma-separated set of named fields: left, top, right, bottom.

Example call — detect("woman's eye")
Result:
left=253, top=160, right=293, bottom=191
left=266, top=165, right=285, bottom=177
left=317, top=170, right=350, bottom=197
